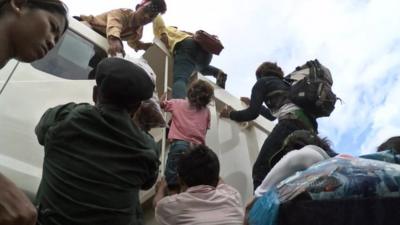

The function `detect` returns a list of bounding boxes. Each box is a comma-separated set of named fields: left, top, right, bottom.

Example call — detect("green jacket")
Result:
left=35, top=102, right=159, bottom=225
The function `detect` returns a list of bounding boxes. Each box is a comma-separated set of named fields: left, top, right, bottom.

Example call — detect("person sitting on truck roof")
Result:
left=34, top=58, right=160, bottom=225
left=153, top=144, right=244, bottom=225
left=76, top=0, right=166, bottom=56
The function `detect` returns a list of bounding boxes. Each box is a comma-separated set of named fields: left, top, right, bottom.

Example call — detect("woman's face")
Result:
left=11, top=8, right=67, bottom=62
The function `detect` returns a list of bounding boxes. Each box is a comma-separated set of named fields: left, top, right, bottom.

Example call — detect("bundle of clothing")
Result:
left=249, top=156, right=400, bottom=225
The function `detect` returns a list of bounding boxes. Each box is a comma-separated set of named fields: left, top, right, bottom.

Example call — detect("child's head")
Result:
left=187, top=80, right=214, bottom=110
left=177, top=144, right=220, bottom=188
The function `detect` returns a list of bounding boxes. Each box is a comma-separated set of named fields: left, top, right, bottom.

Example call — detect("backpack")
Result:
left=193, top=30, right=224, bottom=55
left=285, top=59, right=337, bottom=118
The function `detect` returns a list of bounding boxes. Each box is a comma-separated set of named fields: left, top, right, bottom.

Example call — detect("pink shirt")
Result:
left=155, top=184, right=244, bottom=225
left=162, top=99, right=210, bottom=144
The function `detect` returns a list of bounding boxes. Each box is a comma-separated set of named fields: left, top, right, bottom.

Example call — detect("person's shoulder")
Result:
left=174, top=99, right=188, bottom=104
left=217, top=184, right=243, bottom=204
left=303, top=145, right=330, bottom=159
left=217, top=183, right=240, bottom=195
left=119, top=8, right=134, bottom=13
left=49, top=102, right=90, bottom=113
left=259, top=76, right=284, bottom=83
left=170, top=99, right=189, bottom=107
left=108, top=8, right=134, bottom=16
left=157, top=194, right=180, bottom=208
left=71, top=102, right=94, bottom=112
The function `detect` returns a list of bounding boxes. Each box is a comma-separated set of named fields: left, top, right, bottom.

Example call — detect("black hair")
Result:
left=282, top=130, right=337, bottom=157
left=177, top=145, right=220, bottom=187
left=187, top=79, right=214, bottom=110
left=378, top=136, right=400, bottom=153
left=0, top=0, right=69, bottom=33
left=256, top=61, right=284, bottom=79
left=135, top=0, right=167, bottom=14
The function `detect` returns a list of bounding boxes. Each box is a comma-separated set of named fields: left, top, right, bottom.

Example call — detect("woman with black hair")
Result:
left=0, top=0, right=68, bottom=68
left=0, top=1, right=68, bottom=224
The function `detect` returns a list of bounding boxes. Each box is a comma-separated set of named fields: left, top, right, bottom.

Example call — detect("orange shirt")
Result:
left=80, top=9, right=143, bottom=51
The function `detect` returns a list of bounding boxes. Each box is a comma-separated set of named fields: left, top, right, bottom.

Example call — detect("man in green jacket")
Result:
left=35, top=58, right=160, bottom=225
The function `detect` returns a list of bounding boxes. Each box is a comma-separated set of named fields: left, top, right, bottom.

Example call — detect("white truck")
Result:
left=0, top=17, right=272, bottom=224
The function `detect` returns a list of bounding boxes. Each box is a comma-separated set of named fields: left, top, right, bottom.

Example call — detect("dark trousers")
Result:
left=172, top=38, right=219, bottom=99
left=252, top=119, right=311, bottom=190
left=164, top=140, right=190, bottom=188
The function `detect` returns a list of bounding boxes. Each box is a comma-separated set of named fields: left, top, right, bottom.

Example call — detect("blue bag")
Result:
left=248, top=189, right=280, bottom=225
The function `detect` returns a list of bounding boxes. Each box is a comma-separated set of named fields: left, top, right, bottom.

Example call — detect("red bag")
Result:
left=193, top=30, right=224, bottom=55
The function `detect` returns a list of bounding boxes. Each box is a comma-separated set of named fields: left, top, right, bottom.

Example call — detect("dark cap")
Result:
left=95, top=58, right=154, bottom=105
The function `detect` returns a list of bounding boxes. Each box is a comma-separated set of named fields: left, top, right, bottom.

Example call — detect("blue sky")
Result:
left=65, top=0, right=400, bottom=155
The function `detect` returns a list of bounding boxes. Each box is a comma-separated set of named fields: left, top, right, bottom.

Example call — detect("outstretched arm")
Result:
left=228, top=80, right=268, bottom=122
left=106, top=9, right=126, bottom=56
left=241, top=97, right=276, bottom=121
left=153, top=178, right=168, bottom=207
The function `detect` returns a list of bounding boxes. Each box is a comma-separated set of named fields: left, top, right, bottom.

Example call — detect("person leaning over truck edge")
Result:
left=220, top=62, right=318, bottom=190
left=0, top=0, right=68, bottom=224
left=152, top=15, right=228, bottom=95
left=34, top=58, right=160, bottom=225
left=76, top=0, right=166, bottom=56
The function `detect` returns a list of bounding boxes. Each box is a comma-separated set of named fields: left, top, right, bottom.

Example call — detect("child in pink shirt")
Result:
left=161, top=80, right=214, bottom=191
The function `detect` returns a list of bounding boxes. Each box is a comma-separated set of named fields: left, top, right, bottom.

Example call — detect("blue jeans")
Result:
left=164, top=140, right=190, bottom=187
left=172, top=38, right=218, bottom=99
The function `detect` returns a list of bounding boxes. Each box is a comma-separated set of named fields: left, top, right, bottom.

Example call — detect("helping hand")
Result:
left=219, top=105, right=234, bottom=118
left=240, top=97, right=251, bottom=106
left=107, top=36, right=125, bottom=57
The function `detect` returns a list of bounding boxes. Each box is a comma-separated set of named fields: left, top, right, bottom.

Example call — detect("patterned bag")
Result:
left=277, top=156, right=400, bottom=202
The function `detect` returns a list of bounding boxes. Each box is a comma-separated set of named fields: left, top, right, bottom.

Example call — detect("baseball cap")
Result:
left=95, top=58, right=154, bottom=105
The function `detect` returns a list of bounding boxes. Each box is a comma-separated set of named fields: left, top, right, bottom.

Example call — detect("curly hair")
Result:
left=177, top=144, right=220, bottom=187
left=187, top=80, right=214, bottom=110
left=256, top=61, right=284, bottom=79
